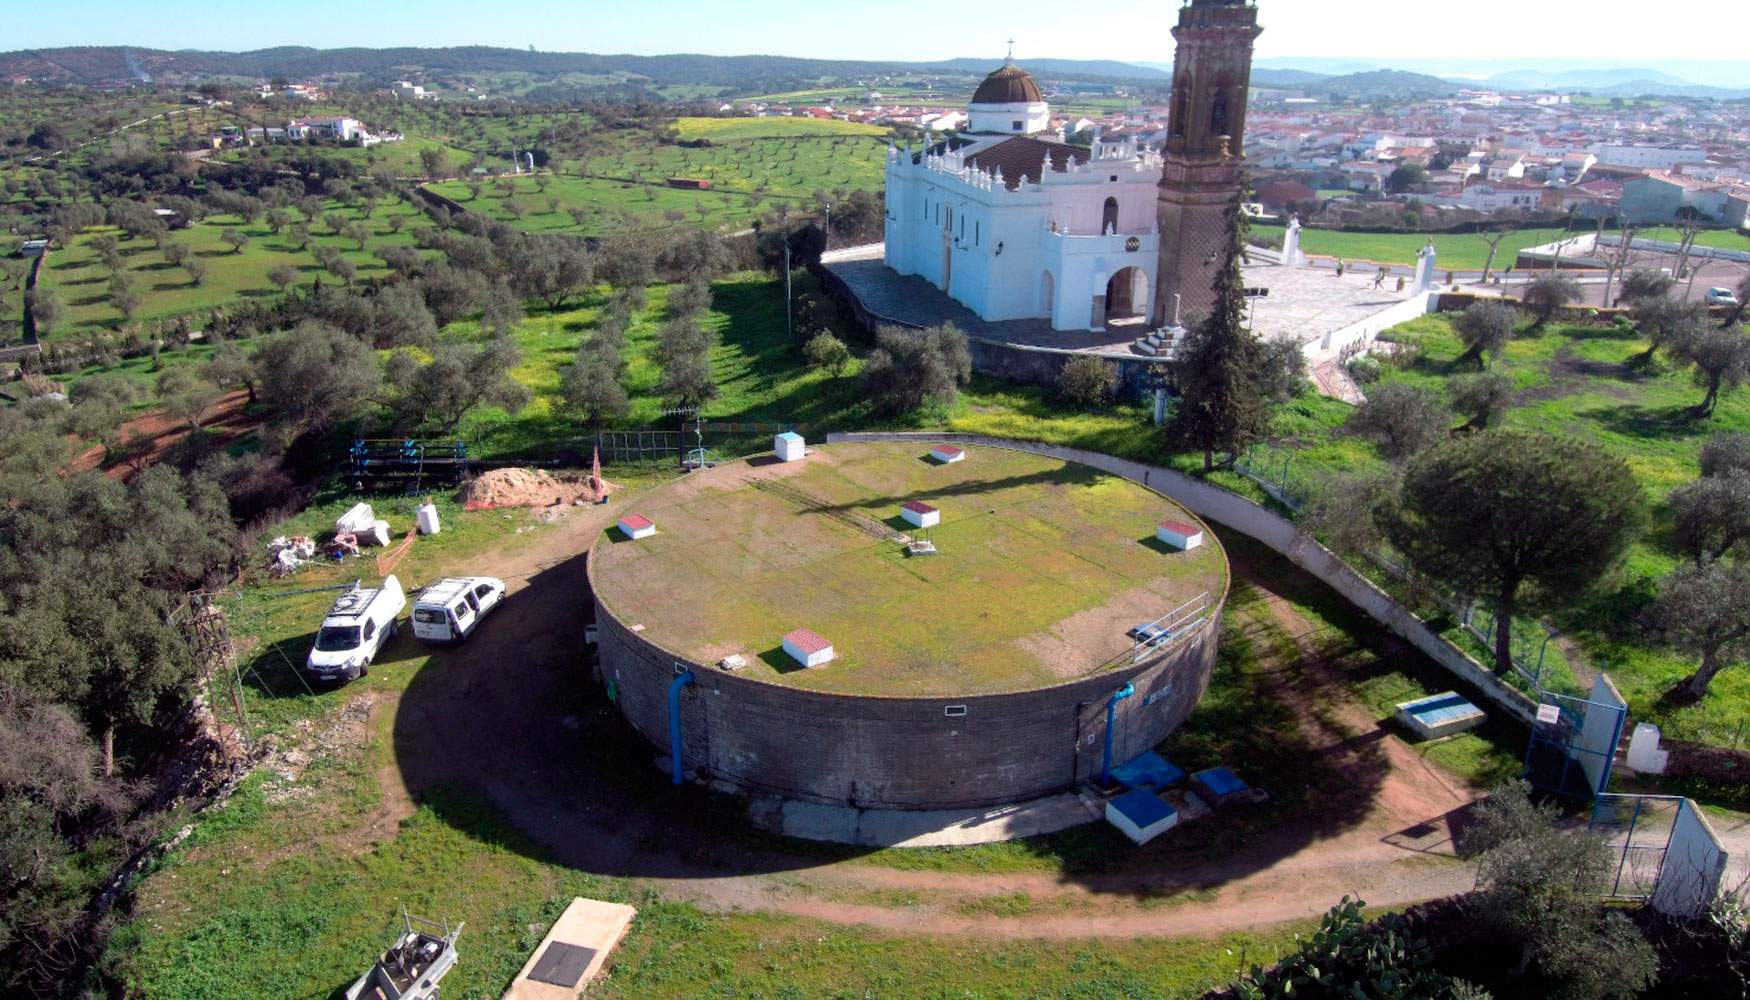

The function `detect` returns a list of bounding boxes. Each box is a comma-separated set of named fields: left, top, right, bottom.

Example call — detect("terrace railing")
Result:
left=1100, top=592, right=1212, bottom=672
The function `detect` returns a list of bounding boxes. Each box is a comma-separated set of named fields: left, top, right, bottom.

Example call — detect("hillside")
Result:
left=1313, top=69, right=1459, bottom=99
left=0, top=45, right=1180, bottom=92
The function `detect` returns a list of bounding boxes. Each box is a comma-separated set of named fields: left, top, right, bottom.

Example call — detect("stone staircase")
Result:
left=1135, top=326, right=1187, bottom=358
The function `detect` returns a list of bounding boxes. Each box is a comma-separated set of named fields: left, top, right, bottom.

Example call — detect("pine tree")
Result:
left=1168, top=193, right=1268, bottom=471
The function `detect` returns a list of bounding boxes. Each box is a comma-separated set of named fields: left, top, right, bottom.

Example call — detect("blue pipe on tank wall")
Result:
left=669, top=669, right=695, bottom=785
left=1101, top=682, right=1136, bottom=788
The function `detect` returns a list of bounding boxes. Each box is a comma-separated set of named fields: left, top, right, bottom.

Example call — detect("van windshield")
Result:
left=315, top=625, right=362, bottom=651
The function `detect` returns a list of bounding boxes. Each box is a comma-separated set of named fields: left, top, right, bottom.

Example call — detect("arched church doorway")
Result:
left=1101, top=197, right=1119, bottom=236
left=1105, top=266, right=1147, bottom=324
left=1040, top=271, right=1055, bottom=318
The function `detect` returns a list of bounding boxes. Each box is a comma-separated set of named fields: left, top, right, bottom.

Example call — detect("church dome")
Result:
left=971, top=63, right=1043, bottom=105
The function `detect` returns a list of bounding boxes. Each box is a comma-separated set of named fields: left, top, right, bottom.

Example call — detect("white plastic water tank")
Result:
left=1626, top=723, right=1669, bottom=774
left=416, top=503, right=441, bottom=535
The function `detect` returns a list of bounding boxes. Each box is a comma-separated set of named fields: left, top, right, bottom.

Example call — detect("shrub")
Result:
left=1057, top=355, right=1119, bottom=406
left=1346, top=354, right=1382, bottom=383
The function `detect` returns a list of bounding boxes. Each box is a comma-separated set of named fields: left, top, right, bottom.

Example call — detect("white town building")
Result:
left=884, top=59, right=1163, bottom=332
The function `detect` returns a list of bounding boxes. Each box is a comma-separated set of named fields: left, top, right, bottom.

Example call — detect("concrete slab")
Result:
left=502, top=897, right=637, bottom=1000
left=1242, top=261, right=1425, bottom=347
left=749, top=793, right=1100, bottom=847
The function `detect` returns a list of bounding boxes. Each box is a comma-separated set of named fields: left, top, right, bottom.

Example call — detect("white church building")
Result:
left=883, top=57, right=1164, bottom=332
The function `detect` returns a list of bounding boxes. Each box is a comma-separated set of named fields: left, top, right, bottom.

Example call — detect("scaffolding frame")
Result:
left=172, top=592, right=252, bottom=753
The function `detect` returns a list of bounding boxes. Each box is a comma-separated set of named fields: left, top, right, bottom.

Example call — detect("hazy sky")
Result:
left=8, top=0, right=1729, bottom=64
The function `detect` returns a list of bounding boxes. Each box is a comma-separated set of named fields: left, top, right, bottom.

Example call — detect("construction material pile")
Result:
left=460, top=468, right=619, bottom=510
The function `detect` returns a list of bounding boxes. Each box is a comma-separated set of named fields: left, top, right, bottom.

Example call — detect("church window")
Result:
left=975, top=221, right=980, bottom=246
left=1102, top=197, right=1119, bottom=236
left=1013, top=121, right=1023, bottom=131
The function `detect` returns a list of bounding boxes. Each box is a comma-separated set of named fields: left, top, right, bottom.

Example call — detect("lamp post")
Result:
left=1100, top=682, right=1136, bottom=788
left=823, top=203, right=831, bottom=252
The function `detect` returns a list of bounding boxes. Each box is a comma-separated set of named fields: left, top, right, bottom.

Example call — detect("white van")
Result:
left=410, top=577, right=507, bottom=644
left=306, top=575, right=406, bottom=683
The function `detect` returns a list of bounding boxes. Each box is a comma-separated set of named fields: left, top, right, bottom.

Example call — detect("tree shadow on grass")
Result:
left=1585, top=402, right=1702, bottom=441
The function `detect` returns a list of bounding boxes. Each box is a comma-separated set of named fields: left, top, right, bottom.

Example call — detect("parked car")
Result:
left=306, top=576, right=406, bottom=683
left=410, top=576, right=507, bottom=643
left=1705, top=286, right=1741, bottom=307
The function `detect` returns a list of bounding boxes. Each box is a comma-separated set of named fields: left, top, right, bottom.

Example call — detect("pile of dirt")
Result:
left=1666, top=740, right=1749, bottom=783
left=460, top=467, right=619, bottom=510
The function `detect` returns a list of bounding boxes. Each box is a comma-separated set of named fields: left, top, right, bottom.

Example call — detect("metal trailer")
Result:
left=344, top=908, right=464, bottom=1000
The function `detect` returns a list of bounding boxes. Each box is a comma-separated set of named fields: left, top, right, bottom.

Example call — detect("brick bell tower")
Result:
left=1153, top=0, right=1262, bottom=328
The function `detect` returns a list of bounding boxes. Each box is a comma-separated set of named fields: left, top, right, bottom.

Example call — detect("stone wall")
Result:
left=813, top=262, right=1161, bottom=392
left=830, top=431, right=1541, bottom=726
left=590, top=601, right=1221, bottom=810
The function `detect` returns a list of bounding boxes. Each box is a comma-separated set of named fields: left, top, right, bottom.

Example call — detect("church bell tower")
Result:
left=1153, top=0, right=1262, bottom=327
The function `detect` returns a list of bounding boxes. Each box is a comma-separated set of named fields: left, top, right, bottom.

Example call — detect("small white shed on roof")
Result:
left=900, top=500, right=939, bottom=528
left=775, top=431, right=805, bottom=462
left=617, top=513, right=656, bottom=540
left=930, top=444, right=965, bottom=464
left=1156, top=520, right=1204, bottom=550
left=782, top=628, right=834, bottom=668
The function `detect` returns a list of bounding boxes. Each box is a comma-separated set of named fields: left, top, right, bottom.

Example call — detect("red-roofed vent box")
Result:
left=930, top=445, right=965, bottom=464
left=782, top=628, right=835, bottom=668
left=1156, top=520, right=1204, bottom=550
left=900, top=500, right=940, bottom=528
left=617, top=514, right=656, bottom=540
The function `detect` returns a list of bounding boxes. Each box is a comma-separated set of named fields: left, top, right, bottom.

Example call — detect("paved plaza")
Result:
left=823, top=243, right=1433, bottom=356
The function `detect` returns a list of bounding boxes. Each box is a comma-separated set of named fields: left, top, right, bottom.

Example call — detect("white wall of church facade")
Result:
left=884, top=144, right=1165, bottom=331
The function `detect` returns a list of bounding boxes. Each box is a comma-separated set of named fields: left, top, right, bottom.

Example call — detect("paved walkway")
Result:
left=747, top=792, right=1102, bottom=847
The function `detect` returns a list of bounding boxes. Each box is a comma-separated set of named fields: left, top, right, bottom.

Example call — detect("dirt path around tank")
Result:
left=354, top=491, right=1501, bottom=939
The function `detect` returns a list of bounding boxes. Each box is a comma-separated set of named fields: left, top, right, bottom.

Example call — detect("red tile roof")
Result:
left=784, top=628, right=832, bottom=654
left=619, top=514, right=654, bottom=531
left=902, top=501, right=938, bottom=514
left=1158, top=520, right=1200, bottom=536
left=932, top=445, right=964, bottom=456
left=965, top=136, right=1092, bottom=190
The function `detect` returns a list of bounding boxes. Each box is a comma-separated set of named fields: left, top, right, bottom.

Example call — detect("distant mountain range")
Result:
left=3, top=46, right=1746, bottom=101
left=1250, top=56, right=1750, bottom=96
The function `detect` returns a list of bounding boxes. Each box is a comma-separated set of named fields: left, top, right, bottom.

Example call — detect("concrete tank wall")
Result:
left=590, top=589, right=1222, bottom=810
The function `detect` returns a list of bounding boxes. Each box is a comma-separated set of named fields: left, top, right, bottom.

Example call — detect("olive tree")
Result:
left=1648, top=560, right=1750, bottom=702
left=858, top=323, right=972, bottom=418
left=559, top=338, right=629, bottom=427
left=1452, top=299, right=1519, bottom=368
left=1668, top=471, right=1750, bottom=563
left=1521, top=273, right=1580, bottom=329
left=1345, top=382, right=1450, bottom=459
left=1448, top=370, right=1514, bottom=431
left=1057, top=354, right=1119, bottom=406
left=1669, top=323, right=1750, bottom=418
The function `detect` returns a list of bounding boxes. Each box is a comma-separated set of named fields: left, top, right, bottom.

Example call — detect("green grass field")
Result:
left=34, top=196, right=436, bottom=337
left=1250, top=224, right=1750, bottom=270
left=425, top=116, right=891, bottom=235
left=594, top=441, right=1225, bottom=695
